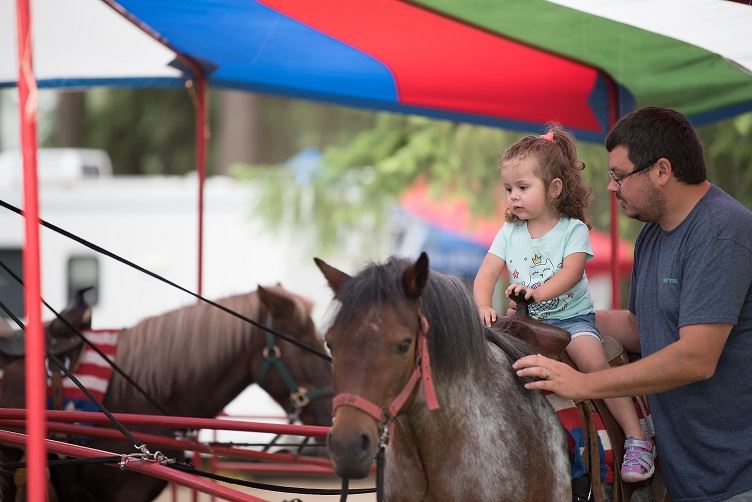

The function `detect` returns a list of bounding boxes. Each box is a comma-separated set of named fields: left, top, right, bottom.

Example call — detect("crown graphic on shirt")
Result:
left=531, top=254, right=543, bottom=265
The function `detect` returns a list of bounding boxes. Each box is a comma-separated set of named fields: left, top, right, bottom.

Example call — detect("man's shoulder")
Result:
left=700, top=186, right=752, bottom=237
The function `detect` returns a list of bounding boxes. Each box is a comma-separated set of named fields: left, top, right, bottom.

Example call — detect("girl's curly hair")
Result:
left=500, top=123, right=592, bottom=228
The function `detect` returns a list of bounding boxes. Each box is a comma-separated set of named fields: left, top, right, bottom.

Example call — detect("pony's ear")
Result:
left=257, top=284, right=296, bottom=317
left=402, top=252, right=429, bottom=299
left=314, top=257, right=351, bottom=296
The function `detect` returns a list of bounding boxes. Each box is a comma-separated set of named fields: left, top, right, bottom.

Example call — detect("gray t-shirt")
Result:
left=629, top=185, right=752, bottom=501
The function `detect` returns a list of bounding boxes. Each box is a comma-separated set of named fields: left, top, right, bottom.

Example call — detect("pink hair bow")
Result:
left=539, top=132, right=554, bottom=142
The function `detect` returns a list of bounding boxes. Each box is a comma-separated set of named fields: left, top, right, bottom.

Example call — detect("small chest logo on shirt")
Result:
left=662, top=277, right=679, bottom=284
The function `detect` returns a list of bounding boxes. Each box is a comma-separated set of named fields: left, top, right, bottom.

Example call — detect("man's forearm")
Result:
left=580, top=339, right=709, bottom=399
left=595, top=309, right=640, bottom=353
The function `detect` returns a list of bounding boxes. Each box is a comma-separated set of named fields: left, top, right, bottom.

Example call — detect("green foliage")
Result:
left=80, top=87, right=210, bottom=175
left=242, top=112, right=641, bottom=249
left=698, top=113, right=752, bottom=211
left=245, top=109, right=752, bottom=251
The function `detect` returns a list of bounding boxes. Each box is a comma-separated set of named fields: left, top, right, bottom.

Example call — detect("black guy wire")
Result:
left=0, top=260, right=169, bottom=415
left=207, top=441, right=324, bottom=448
left=0, top=197, right=331, bottom=363
left=167, top=461, right=375, bottom=496
left=0, top=298, right=146, bottom=454
left=0, top=456, right=121, bottom=470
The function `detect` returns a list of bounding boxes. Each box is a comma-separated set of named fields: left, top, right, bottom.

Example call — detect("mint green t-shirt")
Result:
left=488, top=217, right=595, bottom=320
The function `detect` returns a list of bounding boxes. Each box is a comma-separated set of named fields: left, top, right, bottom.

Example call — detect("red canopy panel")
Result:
left=261, top=0, right=606, bottom=133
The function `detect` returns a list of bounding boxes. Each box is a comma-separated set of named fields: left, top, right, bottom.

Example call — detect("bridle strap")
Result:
left=333, top=393, right=384, bottom=422
left=333, top=312, right=436, bottom=502
left=332, top=312, right=439, bottom=424
left=417, top=315, right=439, bottom=411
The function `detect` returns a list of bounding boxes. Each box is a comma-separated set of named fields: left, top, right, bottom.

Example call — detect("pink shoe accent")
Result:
left=621, top=436, right=655, bottom=483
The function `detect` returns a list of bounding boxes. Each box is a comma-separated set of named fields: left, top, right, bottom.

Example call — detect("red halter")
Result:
left=332, top=313, right=440, bottom=425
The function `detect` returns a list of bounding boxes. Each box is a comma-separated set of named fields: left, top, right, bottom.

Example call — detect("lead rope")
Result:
left=376, top=446, right=386, bottom=502
left=339, top=478, right=349, bottom=502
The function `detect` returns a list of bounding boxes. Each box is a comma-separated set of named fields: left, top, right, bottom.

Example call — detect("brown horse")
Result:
left=0, top=284, right=333, bottom=502
left=316, top=253, right=570, bottom=501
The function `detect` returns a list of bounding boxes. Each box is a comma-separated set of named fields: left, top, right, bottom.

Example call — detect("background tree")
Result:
left=241, top=111, right=752, bottom=251
left=33, top=87, right=752, bottom=251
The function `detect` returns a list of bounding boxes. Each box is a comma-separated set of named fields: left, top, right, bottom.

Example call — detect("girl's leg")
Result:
left=565, top=334, right=644, bottom=437
left=566, top=334, right=655, bottom=482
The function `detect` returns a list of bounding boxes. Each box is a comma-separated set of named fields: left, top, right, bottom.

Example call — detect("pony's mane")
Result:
left=115, top=292, right=260, bottom=400
left=332, top=257, right=534, bottom=379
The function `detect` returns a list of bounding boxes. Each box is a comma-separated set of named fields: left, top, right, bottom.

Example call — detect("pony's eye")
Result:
left=397, top=339, right=412, bottom=354
left=325, top=342, right=333, bottom=354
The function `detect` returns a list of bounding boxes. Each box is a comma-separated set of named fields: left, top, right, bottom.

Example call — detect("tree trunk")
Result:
left=55, top=91, right=85, bottom=147
left=216, top=90, right=265, bottom=174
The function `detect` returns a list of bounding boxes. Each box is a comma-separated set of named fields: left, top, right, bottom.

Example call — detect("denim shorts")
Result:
left=544, top=313, right=601, bottom=341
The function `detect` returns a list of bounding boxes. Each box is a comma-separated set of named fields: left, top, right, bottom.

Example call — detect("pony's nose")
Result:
left=327, top=428, right=372, bottom=458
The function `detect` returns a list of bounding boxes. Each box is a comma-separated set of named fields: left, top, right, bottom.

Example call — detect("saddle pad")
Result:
left=47, top=329, right=118, bottom=412
left=546, top=392, right=655, bottom=485
left=546, top=392, right=609, bottom=482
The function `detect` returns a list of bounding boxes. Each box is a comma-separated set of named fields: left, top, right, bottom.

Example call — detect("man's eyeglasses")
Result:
left=608, top=159, right=659, bottom=188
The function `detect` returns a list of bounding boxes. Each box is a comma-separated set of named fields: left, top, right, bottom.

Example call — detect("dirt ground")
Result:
left=154, top=474, right=376, bottom=502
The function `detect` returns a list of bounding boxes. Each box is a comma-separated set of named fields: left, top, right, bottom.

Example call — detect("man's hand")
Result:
left=477, top=306, right=497, bottom=327
left=513, top=353, right=589, bottom=400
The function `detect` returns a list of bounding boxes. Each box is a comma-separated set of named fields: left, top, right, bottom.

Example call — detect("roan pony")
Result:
left=315, top=253, right=570, bottom=501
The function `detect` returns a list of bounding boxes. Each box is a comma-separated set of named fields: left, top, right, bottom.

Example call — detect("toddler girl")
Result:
left=473, top=125, right=655, bottom=483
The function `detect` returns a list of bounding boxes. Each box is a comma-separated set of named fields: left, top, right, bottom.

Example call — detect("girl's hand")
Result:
left=477, top=306, right=497, bottom=327
left=506, top=284, right=540, bottom=303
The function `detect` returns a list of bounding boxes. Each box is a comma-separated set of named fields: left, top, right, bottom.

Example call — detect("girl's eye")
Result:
left=504, top=187, right=512, bottom=193
left=519, top=185, right=527, bottom=191
left=397, top=339, right=412, bottom=354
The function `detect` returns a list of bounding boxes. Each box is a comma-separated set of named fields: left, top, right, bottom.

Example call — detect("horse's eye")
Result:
left=397, top=339, right=412, bottom=354
left=325, top=342, right=333, bottom=354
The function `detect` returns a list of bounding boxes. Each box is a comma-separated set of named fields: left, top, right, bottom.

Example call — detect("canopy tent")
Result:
left=3, top=1, right=752, bottom=142
left=5, top=3, right=752, bottom=495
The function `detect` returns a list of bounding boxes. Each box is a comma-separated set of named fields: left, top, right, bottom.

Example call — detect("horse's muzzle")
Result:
left=326, top=425, right=377, bottom=479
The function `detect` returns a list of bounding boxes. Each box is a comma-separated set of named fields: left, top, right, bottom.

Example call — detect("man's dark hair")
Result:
left=605, top=106, right=706, bottom=184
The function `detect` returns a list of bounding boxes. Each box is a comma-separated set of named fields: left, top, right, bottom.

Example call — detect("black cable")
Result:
left=0, top=456, right=121, bottom=470
left=0, top=198, right=330, bottom=363
left=0, top=260, right=169, bottom=415
left=167, top=462, right=375, bottom=495
left=0, top=298, right=146, bottom=453
left=207, top=441, right=324, bottom=448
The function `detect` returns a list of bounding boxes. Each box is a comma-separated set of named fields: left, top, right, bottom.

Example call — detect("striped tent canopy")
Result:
left=2, top=0, right=751, bottom=141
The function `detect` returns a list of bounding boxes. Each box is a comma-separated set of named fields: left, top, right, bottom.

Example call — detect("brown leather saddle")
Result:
left=495, top=292, right=643, bottom=502
left=0, top=290, right=92, bottom=410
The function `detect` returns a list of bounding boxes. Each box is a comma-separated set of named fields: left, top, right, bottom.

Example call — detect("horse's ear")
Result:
left=402, top=252, right=429, bottom=299
left=258, top=284, right=296, bottom=317
left=314, top=257, right=351, bottom=297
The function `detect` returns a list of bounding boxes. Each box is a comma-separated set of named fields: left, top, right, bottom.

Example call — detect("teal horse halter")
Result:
left=255, top=312, right=333, bottom=421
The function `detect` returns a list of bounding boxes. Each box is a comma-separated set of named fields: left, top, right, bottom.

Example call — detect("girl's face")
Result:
left=501, top=156, right=551, bottom=222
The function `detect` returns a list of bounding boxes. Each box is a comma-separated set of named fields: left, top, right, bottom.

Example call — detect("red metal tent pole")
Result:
left=193, top=71, right=208, bottom=297
left=15, top=1, right=47, bottom=500
left=0, top=430, right=267, bottom=502
left=606, top=76, right=621, bottom=309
